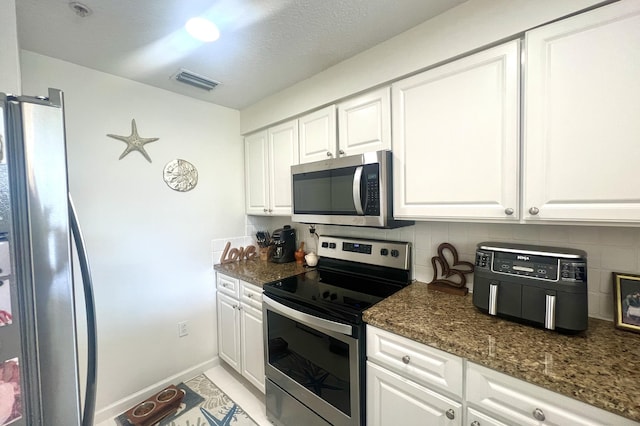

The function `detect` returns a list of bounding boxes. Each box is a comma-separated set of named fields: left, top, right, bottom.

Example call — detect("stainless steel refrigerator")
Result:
left=0, top=89, right=97, bottom=425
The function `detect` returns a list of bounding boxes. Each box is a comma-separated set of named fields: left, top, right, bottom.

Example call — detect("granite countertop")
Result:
left=213, top=259, right=311, bottom=287
left=363, top=282, right=640, bottom=422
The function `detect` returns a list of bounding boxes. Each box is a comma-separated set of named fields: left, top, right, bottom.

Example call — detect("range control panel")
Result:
left=475, top=242, right=587, bottom=283
left=318, top=235, right=411, bottom=270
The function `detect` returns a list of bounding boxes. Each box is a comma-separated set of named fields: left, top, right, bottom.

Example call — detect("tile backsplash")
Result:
left=228, top=216, right=640, bottom=322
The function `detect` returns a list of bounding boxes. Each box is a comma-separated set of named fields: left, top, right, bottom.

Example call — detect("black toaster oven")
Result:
left=472, top=242, right=588, bottom=333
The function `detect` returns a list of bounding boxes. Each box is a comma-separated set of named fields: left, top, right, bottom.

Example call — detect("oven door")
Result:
left=263, top=294, right=361, bottom=426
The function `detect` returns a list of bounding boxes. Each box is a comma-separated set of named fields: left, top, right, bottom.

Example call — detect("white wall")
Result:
left=0, top=0, right=21, bottom=93
left=20, top=51, right=244, bottom=422
left=240, top=0, right=605, bottom=133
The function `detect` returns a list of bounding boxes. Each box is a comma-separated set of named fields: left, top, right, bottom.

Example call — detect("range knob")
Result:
left=380, top=248, right=389, bottom=256
left=390, top=249, right=400, bottom=258
left=322, top=291, right=330, bottom=299
left=329, top=243, right=337, bottom=249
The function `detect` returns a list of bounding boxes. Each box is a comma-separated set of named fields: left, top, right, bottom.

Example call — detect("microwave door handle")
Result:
left=353, top=166, right=364, bottom=215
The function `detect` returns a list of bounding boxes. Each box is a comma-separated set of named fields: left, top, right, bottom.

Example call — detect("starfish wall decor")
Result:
left=107, top=119, right=159, bottom=163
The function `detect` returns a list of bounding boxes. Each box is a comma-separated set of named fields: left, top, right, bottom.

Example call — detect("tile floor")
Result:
left=97, top=363, right=271, bottom=425
left=203, top=364, right=271, bottom=425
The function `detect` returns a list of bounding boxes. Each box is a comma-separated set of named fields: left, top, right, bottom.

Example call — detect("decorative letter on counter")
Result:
left=428, top=242, right=474, bottom=296
left=220, top=242, right=258, bottom=264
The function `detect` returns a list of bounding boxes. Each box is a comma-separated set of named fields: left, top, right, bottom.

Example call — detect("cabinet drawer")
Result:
left=466, top=362, right=637, bottom=426
left=366, top=325, right=463, bottom=399
left=240, top=281, right=263, bottom=309
left=467, top=407, right=508, bottom=426
left=217, top=273, right=239, bottom=298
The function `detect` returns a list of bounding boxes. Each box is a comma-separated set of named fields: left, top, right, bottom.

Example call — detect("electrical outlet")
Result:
left=178, top=321, right=188, bottom=337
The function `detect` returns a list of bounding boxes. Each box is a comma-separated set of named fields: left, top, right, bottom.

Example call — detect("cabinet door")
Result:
left=244, top=130, right=269, bottom=215
left=338, top=87, right=391, bottom=156
left=523, top=0, right=640, bottom=223
left=299, top=105, right=337, bottom=164
left=367, top=361, right=461, bottom=426
left=392, top=40, right=519, bottom=220
left=217, top=292, right=241, bottom=373
left=268, top=119, right=299, bottom=216
left=240, top=303, right=265, bottom=393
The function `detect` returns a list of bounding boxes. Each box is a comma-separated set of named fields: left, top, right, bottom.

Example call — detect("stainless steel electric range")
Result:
left=262, top=235, right=412, bottom=426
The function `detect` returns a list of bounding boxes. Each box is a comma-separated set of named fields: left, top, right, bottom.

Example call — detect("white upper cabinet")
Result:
left=523, top=0, right=640, bottom=223
left=392, top=40, right=520, bottom=220
left=268, top=120, right=299, bottom=215
left=244, top=119, right=298, bottom=215
left=298, top=105, right=337, bottom=164
left=244, top=130, right=269, bottom=215
left=299, top=89, right=391, bottom=165
left=337, top=87, right=391, bottom=156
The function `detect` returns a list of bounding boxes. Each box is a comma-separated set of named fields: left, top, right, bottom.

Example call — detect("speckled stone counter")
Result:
left=363, top=282, right=640, bottom=422
left=213, top=260, right=310, bottom=287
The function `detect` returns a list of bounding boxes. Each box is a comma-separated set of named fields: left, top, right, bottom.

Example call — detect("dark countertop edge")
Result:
left=213, top=260, right=313, bottom=287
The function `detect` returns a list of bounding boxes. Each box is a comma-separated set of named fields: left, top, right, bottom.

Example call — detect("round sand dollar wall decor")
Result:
left=163, top=159, right=198, bottom=192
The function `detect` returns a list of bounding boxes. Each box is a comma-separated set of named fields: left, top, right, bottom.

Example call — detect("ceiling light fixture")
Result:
left=68, top=2, right=92, bottom=18
left=185, top=17, right=220, bottom=42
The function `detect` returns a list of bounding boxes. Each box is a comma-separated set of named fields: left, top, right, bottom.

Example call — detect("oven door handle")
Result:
left=263, top=295, right=353, bottom=336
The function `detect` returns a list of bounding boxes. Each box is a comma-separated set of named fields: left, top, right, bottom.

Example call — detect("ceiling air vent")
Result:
left=174, top=69, right=220, bottom=91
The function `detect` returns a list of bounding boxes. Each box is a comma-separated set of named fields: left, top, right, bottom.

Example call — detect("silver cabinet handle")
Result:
left=222, top=283, right=229, bottom=288
left=326, top=151, right=333, bottom=157
left=504, top=207, right=514, bottom=215
left=263, top=208, right=268, bottom=213
left=471, top=421, right=480, bottom=426
left=445, top=409, right=455, bottom=420
left=402, top=355, right=410, bottom=364
left=529, top=206, right=540, bottom=215
left=232, top=304, right=238, bottom=309
left=246, top=293, right=253, bottom=298
left=338, top=149, right=345, bottom=155
left=532, top=408, right=545, bottom=421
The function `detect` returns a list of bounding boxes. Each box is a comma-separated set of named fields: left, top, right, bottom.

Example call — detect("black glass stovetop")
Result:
left=263, top=267, right=407, bottom=325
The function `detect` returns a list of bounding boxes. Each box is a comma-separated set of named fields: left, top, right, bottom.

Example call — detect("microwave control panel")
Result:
left=363, top=164, right=380, bottom=215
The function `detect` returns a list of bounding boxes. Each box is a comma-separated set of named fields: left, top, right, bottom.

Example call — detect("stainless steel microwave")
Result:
left=291, top=150, right=413, bottom=228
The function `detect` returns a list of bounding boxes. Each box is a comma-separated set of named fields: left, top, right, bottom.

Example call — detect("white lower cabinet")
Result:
left=465, top=362, right=637, bottom=426
left=216, top=273, right=265, bottom=393
left=366, top=326, right=463, bottom=425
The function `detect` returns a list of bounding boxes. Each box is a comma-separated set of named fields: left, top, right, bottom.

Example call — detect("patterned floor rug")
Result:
left=115, top=374, right=258, bottom=426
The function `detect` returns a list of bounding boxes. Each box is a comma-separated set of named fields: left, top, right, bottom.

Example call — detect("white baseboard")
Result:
left=93, top=357, right=220, bottom=424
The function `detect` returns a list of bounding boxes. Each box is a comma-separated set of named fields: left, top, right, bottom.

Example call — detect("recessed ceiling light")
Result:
left=185, top=17, right=220, bottom=42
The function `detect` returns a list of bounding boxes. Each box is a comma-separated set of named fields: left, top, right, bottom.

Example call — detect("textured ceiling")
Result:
left=16, top=0, right=468, bottom=110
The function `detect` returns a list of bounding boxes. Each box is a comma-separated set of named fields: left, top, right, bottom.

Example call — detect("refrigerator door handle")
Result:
left=68, top=193, right=97, bottom=426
